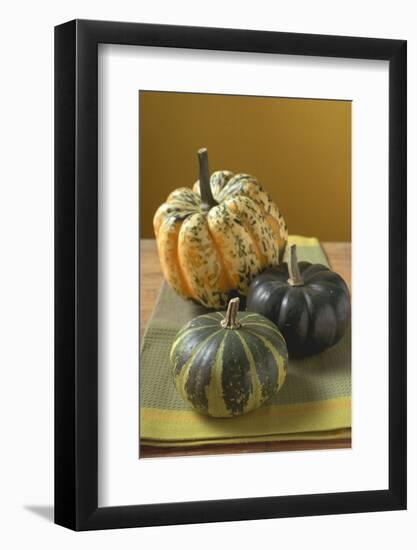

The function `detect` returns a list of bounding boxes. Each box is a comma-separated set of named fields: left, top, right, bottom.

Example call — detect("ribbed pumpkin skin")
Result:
left=154, top=171, right=287, bottom=309
left=247, top=262, right=351, bottom=357
left=170, top=311, right=288, bottom=418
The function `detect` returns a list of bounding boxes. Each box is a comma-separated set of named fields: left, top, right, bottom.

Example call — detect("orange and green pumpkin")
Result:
left=153, top=148, right=287, bottom=309
left=170, top=298, right=288, bottom=417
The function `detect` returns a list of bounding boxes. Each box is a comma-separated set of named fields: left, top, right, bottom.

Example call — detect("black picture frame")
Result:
left=55, top=19, right=407, bottom=531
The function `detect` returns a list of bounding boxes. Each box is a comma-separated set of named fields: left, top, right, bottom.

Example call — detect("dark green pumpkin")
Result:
left=247, top=245, right=351, bottom=357
left=170, top=298, right=288, bottom=417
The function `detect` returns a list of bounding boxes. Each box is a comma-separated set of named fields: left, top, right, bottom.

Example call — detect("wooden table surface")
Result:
left=140, top=239, right=351, bottom=458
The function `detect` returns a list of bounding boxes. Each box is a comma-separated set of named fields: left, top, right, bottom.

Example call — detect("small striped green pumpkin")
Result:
left=170, top=298, right=288, bottom=417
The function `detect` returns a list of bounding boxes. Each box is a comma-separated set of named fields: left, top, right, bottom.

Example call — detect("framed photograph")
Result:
left=55, top=19, right=406, bottom=530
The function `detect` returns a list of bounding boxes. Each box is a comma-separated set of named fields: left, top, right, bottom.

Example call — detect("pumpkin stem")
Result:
left=287, top=244, right=304, bottom=286
left=198, top=148, right=218, bottom=210
left=221, top=297, right=241, bottom=329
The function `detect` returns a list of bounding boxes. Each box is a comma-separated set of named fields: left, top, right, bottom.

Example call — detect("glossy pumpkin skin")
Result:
left=247, top=262, right=351, bottom=357
left=154, top=169, right=287, bottom=309
left=170, top=309, right=288, bottom=417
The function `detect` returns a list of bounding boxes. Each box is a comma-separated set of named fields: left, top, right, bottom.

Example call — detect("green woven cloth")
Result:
left=140, top=236, right=351, bottom=446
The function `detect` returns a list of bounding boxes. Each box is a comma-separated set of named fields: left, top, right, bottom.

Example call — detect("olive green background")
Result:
left=139, top=91, right=351, bottom=241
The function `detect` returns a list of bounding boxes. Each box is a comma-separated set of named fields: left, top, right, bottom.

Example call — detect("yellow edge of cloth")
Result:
left=287, top=235, right=320, bottom=246
left=141, top=428, right=351, bottom=448
left=140, top=396, right=351, bottom=442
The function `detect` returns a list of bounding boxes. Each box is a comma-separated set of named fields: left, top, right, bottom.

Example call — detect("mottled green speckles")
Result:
left=219, top=331, right=252, bottom=415
left=155, top=167, right=287, bottom=309
left=183, top=331, right=225, bottom=413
